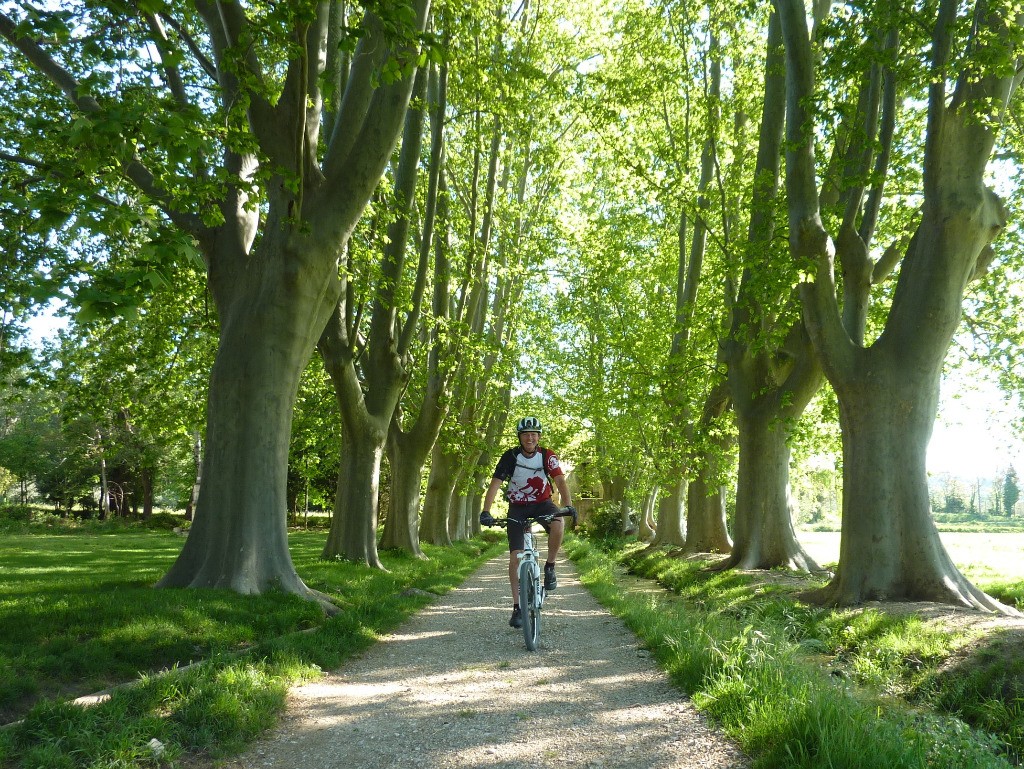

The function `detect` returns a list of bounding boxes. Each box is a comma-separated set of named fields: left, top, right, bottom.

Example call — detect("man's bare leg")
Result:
left=509, top=551, right=522, bottom=602
left=546, top=518, right=564, bottom=562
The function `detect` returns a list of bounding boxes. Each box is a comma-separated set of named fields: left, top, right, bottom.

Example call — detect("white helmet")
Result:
left=516, top=416, right=543, bottom=434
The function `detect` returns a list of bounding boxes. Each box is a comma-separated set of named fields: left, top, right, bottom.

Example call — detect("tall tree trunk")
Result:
left=681, top=381, right=733, bottom=554
left=1, top=0, right=430, bottom=602
left=448, top=456, right=480, bottom=542
left=97, top=429, right=110, bottom=520
left=155, top=2, right=428, bottom=600
left=323, top=425, right=387, bottom=568
left=159, top=245, right=339, bottom=599
left=380, top=418, right=433, bottom=556
left=685, top=481, right=731, bottom=554
left=379, top=62, right=450, bottom=556
left=637, top=487, right=658, bottom=543
left=318, top=303, right=405, bottom=568
left=807, top=358, right=998, bottom=606
left=601, top=476, right=634, bottom=534
left=651, top=478, right=686, bottom=547
left=721, top=321, right=822, bottom=572
left=421, top=442, right=457, bottom=545
left=714, top=10, right=820, bottom=572
left=319, top=67, right=431, bottom=566
left=185, top=431, right=201, bottom=522
left=449, top=492, right=471, bottom=542
left=141, top=466, right=154, bottom=520
left=99, top=458, right=109, bottom=522
left=713, top=410, right=817, bottom=570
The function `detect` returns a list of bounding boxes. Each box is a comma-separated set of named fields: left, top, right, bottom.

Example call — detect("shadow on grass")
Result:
left=0, top=531, right=497, bottom=726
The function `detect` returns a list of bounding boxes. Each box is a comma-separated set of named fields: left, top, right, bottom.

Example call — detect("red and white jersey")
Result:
left=494, top=446, right=563, bottom=504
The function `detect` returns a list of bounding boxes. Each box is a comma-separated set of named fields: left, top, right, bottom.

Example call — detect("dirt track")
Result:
left=214, top=553, right=749, bottom=769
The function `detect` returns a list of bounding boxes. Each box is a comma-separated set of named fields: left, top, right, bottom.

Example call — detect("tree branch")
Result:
left=158, top=12, right=217, bottom=81
left=774, top=0, right=854, bottom=375
left=0, top=10, right=207, bottom=238
left=304, top=5, right=331, bottom=185
left=311, top=0, right=432, bottom=240
left=193, top=1, right=277, bottom=156
left=923, top=0, right=957, bottom=194
left=321, top=9, right=390, bottom=178
left=0, top=150, right=120, bottom=209
left=859, top=29, right=898, bottom=247
left=144, top=12, right=190, bottom=107
left=322, top=0, right=351, bottom=141
left=398, top=65, right=443, bottom=359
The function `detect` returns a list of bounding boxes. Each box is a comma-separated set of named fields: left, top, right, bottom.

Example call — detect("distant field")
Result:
left=797, top=530, right=1024, bottom=583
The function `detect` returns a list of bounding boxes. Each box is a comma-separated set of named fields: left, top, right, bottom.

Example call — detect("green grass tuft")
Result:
left=567, top=537, right=1018, bottom=769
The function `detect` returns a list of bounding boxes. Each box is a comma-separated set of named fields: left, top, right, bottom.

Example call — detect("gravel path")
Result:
left=221, top=554, right=749, bottom=769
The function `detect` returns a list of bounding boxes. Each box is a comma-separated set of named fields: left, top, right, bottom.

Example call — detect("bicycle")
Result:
left=487, top=508, right=575, bottom=651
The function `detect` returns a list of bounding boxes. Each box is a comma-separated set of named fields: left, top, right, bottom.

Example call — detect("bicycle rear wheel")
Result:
left=518, top=562, right=541, bottom=651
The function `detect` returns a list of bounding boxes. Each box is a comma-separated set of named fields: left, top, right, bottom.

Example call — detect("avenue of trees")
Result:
left=2, top=0, right=1023, bottom=614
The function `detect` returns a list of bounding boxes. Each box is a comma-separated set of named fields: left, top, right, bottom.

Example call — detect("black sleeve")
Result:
left=493, top=449, right=517, bottom=481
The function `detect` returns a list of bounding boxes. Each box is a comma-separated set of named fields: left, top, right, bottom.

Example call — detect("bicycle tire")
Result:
left=519, top=562, right=540, bottom=651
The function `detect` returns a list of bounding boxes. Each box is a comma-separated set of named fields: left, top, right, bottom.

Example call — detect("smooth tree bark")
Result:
left=651, top=481, right=686, bottom=547
left=776, top=0, right=1021, bottom=610
left=404, top=129, right=482, bottom=549
left=720, top=320, right=822, bottom=571
left=0, top=2, right=431, bottom=599
left=173, top=3, right=429, bottom=595
left=649, top=209, right=694, bottom=550
left=722, top=364, right=819, bottom=571
left=97, top=432, right=110, bottom=520
left=600, top=475, right=634, bottom=534
left=423, top=97, right=539, bottom=536
left=420, top=110, right=503, bottom=542
left=682, top=380, right=733, bottom=554
left=319, top=66, right=432, bottom=567
left=420, top=442, right=458, bottom=546
left=382, top=405, right=442, bottom=555
left=715, top=11, right=820, bottom=573
left=637, top=487, right=658, bottom=543
left=184, top=431, right=201, bottom=522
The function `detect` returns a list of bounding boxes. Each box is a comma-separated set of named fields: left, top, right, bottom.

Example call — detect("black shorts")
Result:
left=507, top=501, right=560, bottom=551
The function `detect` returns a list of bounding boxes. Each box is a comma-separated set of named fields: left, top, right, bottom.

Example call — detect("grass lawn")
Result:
left=0, top=524, right=505, bottom=767
left=798, top=529, right=1024, bottom=583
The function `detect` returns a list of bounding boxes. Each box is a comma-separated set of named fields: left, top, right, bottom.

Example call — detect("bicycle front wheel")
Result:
left=518, top=562, right=541, bottom=651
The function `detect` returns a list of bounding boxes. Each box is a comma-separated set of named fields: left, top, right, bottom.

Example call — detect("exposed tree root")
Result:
left=705, top=547, right=824, bottom=574
left=801, top=577, right=1022, bottom=617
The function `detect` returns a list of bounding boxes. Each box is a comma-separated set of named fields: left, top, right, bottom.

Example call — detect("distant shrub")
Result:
left=0, top=504, right=33, bottom=523
left=146, top=512, right=187, bottom=530
left=579, top=500, right=630, bottom=541
left=0, top=508, right=191, bottom=535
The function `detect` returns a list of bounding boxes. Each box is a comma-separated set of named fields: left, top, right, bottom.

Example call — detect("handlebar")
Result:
left=485, top=508, right=576, bottom=528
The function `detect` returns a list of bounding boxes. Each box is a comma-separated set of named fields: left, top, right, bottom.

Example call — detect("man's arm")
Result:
left=554, top=473, right=572, bottom=507
left=479, top=476, right=503, bottom=526
left=482, top=476, right=503, bottom=512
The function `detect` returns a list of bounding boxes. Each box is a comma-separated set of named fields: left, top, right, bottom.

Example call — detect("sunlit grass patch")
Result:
left=978, top=579, right=1024, bottom=610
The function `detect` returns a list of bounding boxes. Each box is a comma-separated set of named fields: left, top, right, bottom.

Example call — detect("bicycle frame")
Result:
left=489, top=508, right=574, bottom=651
left=516, top=523, right=544, bottom=651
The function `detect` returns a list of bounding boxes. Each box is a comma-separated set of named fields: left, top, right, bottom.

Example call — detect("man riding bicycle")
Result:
left=480, top=417, right=576, bottom=629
